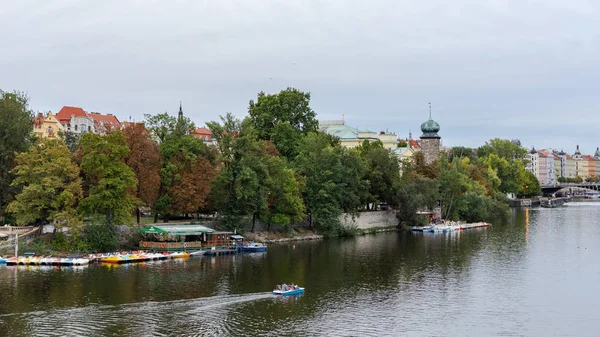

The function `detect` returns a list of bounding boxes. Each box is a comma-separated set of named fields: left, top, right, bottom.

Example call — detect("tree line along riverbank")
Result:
left=0, top=88, right=540, bottom=254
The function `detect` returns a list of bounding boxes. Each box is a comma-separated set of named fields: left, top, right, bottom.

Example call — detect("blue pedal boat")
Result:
left=241, top=242, right=267, bottom=252
left=273, top=286, right=305, bottom=296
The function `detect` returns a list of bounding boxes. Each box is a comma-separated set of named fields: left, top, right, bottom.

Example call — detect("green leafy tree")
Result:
left=294, top=132, right=368, bottom=234
left=58, top=130, right=82, bottom=152
left=7, top=139, right=83, bottom=230
left=145, top=110, right=214, bottom=220
left=395, top=177, right=439, bottom=226
left=448, top=146, right=476, bottom=162
left=481, top=153, right=524, bottom=194
left=248, top=88, right=318, bottom=159
left=477, top=138, right=527, bottom=161
left=412, top=151, right=438, bottom=179
left=518, top=170, right=541, bottom=197
left=0, top=90, right=34, bottom=220
left=78, top=132, right=139, bottom=226
left=262, top=156, right=305, bottom=232
left=208, top=114, right=270, bottom=232
left=437, top=157, right=472, bottom=220
left=357, top=140, right=401, bottom=208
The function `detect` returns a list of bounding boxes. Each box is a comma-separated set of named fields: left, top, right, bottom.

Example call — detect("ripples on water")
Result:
left=1, top=203, right=600, bottom=336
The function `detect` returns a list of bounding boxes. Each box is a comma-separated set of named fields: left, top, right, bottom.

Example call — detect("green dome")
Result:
left=420, top=119, right=440, bottom=139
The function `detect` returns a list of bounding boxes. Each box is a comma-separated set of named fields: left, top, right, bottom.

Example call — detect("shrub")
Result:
left=84, top=224, right=119, bottom=252
left=51, top=232, right=71, bottom=252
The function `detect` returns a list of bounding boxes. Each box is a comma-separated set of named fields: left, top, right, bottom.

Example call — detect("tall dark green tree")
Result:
left=395, top=177, right=439, bottom=226
left=145, top=108, right=214, bottom=221
left=207, top=114, right=270, bottom=232
left=357, top=140, right=401, bottom=209
left=261, top=156, right=305, bottom=232
left=0, top=90, right=34, bottom=221
left=78, top=132, right=139, bottom=225
left=294, top=132, right=368, bottom=234
left=248, top=88, right=318, bottom=159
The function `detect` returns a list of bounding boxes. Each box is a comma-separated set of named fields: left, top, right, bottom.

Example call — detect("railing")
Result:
left=139, top=241, right=203, bottom=251
left=0, top=226, right=36, bottom=234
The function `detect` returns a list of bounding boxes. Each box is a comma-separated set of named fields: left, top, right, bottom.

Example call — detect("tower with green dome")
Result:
left=419, top=103, right=441, bottom=164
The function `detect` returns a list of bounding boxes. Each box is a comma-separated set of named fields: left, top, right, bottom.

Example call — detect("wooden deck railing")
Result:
left=139, top=241, right=203, bottom=250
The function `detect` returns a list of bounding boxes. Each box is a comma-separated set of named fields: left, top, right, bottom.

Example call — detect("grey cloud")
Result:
left=1, top=0, right=599, bottom=151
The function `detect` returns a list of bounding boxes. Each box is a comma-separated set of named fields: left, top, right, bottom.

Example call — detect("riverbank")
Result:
left=244, top=228, right=324, bottom=244
left=244, top=225, right=400, bottom=244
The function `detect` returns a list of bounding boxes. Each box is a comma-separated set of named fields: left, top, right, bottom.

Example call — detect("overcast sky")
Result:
left=2, top=1, right=599, bottom=154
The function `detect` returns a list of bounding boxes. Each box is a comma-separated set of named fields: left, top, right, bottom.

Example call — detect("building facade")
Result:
left=55, top=106, right=121, bottom=135
left=320, top=120, right=400, bottom=149
left=33, top=111, right=65, bottom=139
left=193, top=127, right=215, bottom=145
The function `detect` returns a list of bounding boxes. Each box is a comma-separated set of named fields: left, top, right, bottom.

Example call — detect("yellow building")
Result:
left=377, top=131, right=399, bottom=149
left=320, top=121, right=399, bottom=149
left=393, top=147, right=417, bottom=175
left=33, top=112, right=65, bottom=139
left=565, top=155, right=576, bottom=178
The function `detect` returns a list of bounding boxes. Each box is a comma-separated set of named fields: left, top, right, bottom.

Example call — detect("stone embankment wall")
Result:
left=202, top=210, right=399, bottom=231
left=339, top=210, right=398, bottom=229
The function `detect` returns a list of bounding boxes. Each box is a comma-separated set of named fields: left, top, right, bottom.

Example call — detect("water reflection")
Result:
left=2, top=205, right=600, bottom=336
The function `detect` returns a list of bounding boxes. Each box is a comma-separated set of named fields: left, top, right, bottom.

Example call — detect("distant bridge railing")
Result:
left=541, top=183, right=600, bottom=196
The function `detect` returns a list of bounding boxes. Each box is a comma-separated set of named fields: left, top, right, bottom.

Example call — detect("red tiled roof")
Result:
left=122, top=121, right=144, bottom=128
left=408, top=139, right=420, bottom=149
left=90, top=113, right=121, bottom=131
left=56, top=106, right=88, bottom=123
left=582, top=155, right=596, bottom=161
left=192, top=127, right=213, bottom=141
left=89, top=112, right=120, bottom=124
left=33, top=113, right=46, bottom=128
left=195, top=127, right=212, bottom=135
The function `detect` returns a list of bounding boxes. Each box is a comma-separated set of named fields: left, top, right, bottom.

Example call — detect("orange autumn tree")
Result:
left=168, top=155, right=217, bottom=214
left=145, top=108, right=218, bottom=221
left=122, top=123, right=161, bottom=224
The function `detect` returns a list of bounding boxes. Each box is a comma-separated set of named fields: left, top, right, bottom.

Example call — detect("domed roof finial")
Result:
left=530, top=146, right=537, bottom=154
left=429, top=102, right=432, bottom=120
left=420, top=102, right=440, bottom=139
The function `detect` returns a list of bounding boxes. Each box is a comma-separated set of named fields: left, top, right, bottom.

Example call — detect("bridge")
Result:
left=541, top=183, right=600, bottom=196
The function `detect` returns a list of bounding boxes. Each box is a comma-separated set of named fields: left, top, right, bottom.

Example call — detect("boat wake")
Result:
left=0, top=292, right=274, bottom=336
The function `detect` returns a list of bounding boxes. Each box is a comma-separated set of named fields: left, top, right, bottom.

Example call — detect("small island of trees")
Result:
left=0, top=88, right=541, bottom=252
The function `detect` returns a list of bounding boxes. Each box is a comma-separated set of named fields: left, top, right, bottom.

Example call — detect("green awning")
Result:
left=138, top=224, right=216, bottom=235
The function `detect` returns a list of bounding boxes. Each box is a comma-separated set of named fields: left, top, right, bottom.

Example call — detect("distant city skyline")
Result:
left=2, top=1, right=599, bottom=152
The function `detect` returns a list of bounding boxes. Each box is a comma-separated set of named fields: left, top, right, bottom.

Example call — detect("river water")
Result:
left=1, top=203, right=599, bottom=336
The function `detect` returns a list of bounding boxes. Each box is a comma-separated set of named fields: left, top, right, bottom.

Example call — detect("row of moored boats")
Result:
left=0, top=251, right=201, bottom=267
left=411, top=222, right=491, bottom=233
left=91, top=251, right=195, bottom=264
left=1, top=256, right=90, bottom=266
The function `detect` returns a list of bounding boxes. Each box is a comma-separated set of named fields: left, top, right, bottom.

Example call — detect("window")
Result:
left=74, top=125, right=78, bottom=131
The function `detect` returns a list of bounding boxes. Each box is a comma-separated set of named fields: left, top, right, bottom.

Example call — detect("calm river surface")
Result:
left=1, top=203, right=600, bottom=336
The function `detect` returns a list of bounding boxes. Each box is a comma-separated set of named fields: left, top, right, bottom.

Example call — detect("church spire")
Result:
left=178, top=101, right=183, bottom=119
